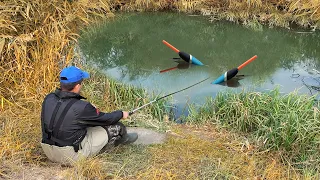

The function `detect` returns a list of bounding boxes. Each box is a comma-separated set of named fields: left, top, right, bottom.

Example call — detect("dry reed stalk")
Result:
left=0, top=0, right=113, bottom=107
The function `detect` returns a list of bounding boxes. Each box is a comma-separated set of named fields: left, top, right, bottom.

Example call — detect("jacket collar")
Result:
left=54, top=88, right=86, bottom=99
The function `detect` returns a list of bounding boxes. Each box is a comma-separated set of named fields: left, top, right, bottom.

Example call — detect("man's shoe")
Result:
left=115, top=133, right=138, bottom=146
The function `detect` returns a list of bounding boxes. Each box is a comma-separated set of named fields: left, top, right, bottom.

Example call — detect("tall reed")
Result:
left=0, top=0, right=113, bottom=107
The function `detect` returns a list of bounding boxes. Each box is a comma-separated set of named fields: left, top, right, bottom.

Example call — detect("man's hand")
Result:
left=122, top=111, right=129, bottom=119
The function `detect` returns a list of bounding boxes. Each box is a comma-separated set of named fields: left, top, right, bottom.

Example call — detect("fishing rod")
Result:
left=129, top=76, right=210, bottom=115
left=78, top=77, right=210, bottom=126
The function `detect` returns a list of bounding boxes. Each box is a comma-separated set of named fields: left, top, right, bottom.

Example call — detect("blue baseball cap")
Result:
left=60, top=66, right=90, bottom=83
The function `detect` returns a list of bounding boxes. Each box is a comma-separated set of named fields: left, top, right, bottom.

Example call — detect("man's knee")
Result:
left=103, top=122, right=127, bottom=137
left=80, top=126, right=109, bottom=156
left=115, top=122, right=127, bottom=136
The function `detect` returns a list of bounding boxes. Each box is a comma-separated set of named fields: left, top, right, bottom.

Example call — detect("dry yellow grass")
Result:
left=61, top=157, right=108, bottom=180
left=46, top=124, right=310, bottom=179
left=0, top=0, right=113, bottom=107
left=136, top=124, right=304, bottom=179
left=0, top=0, right=114, bottom=175
left=118, top=0, right=320, bottom=29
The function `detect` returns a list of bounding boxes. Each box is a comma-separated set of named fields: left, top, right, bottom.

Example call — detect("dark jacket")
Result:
left=41, top=88, right=123, bottom=148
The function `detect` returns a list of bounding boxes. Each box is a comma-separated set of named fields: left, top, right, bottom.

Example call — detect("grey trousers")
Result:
left=41, top=122, right=126, bottom=164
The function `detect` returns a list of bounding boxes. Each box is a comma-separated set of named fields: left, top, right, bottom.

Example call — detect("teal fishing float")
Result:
left=212, top=55, right=258, bottom=84
left=162, top=40, right=204, bottom=66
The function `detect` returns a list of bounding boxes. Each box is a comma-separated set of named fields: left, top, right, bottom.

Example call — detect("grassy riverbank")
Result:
left=60, top=124, right=309, bottom=179
left=1, top=0, right=320, bottom=179
left=115, top=0, right=320, bottom=30
left=187, top=90, right=320, bottom=173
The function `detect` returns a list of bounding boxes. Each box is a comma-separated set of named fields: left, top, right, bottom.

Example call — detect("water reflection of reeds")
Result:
left=80, top=13, right=320, bottom=86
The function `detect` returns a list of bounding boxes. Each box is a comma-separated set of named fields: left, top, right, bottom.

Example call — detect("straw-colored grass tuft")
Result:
left=136, top=124, right=304, bottom=179
left=0, top=0, right=113, bottom=108
left=61, top=157, right=108, bottom=180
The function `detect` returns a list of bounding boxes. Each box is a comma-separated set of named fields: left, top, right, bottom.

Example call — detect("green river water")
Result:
left=79, top=12, right=320, bottom=119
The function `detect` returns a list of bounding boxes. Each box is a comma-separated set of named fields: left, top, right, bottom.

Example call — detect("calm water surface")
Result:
left=79, top=12, right=320, bottom=118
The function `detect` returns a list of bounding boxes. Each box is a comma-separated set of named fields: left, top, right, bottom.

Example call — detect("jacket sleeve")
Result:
left=78, top=103, right=123, bottom=125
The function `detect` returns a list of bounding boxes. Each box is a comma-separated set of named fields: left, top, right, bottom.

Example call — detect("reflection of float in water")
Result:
left=216, top=75, right=247, bottom=88
left=160, top=61, right=193, bottom=73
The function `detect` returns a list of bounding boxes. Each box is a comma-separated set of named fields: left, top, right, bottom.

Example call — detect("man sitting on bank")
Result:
left=40, top=66, right=138, bottom=164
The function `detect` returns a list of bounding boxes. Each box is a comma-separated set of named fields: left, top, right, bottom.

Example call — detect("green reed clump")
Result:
left=186, top=89, right=320, bottom=169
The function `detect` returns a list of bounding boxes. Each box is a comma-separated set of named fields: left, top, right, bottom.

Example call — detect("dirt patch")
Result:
left=127, top=127, right=166, bottom=145
left=6, top=162, right=66, bottom=180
